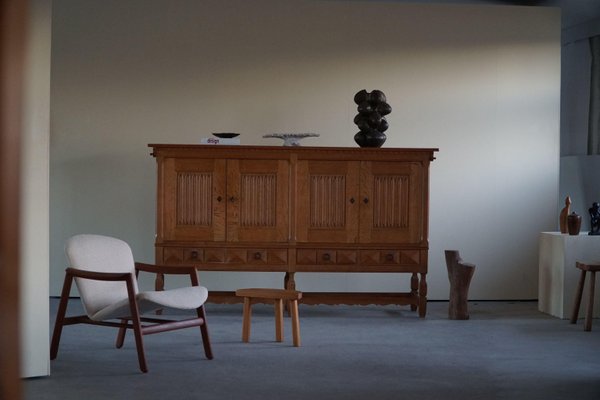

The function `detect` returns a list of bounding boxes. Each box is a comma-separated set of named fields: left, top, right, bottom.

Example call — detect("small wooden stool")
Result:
left=570, top=261, right=600, bottom=331
left=235, top=288, right=302, bottom=347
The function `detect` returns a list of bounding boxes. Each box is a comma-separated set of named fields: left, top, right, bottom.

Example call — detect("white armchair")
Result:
left=50, top=234, right=213, bottom=373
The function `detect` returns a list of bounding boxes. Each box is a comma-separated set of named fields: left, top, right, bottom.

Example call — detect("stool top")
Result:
left=235, top=288, right=302, bottom=300
left=576, top=261, right=600, bottom=271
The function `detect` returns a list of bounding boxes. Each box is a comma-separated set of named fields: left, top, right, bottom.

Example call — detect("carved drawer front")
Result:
left=296, top=249, right=357, bottom=265
left=360, top=250, right=399, bottom=265
left=297, top=249, right=317, bottom=265
left=400, top=250, right=420, bottom=265
left=317, top=250, right=336, bottom=265
left=183, top=248, right=204, bottom=263
left=247, top=250, right=268, bottom=264
left=204, top=248, right=226, bottom=263
left=163, top=247, right=184, bottom=264
left=225, top=248, right=288, bottom=264
left=266, top=249, right=288, bottom=264
left=360, top=250, right=419, bottom=265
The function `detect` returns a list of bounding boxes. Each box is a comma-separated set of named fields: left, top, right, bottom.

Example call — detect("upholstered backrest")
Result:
left=65, top=234, right=139, bottom=318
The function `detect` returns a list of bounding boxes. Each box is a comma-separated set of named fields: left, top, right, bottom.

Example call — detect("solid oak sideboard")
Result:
left=149, top=144, right=437, bottom=317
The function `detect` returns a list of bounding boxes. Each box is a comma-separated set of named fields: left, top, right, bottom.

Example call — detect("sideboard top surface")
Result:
left=149, top=144, right=438, bottom=161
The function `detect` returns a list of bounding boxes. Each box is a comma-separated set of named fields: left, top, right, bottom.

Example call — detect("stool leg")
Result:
left=585, top=271, right=596, bottom=332
left=290, top=299, right=301, bottom=347
left=275, top=299, right=284, bottom=342
left=571, top=270, right=587, bottom=324
left=242, top=297, right=252, bottom=342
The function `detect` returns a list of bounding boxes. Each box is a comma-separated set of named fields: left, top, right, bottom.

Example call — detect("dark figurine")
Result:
left=353, top=89, right=391, bottom=147
left=589, top=202, right=600, bottom=235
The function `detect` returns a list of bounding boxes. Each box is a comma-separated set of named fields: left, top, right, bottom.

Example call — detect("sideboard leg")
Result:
left=155, top=272, right=164, bottom=291
left=284, top=272, right=296, bottom=314
left=284, top=272, right=296, bottom=291
left=419, top=273, right=428, bottom=317
left=410, top=273, right=418, bottom=311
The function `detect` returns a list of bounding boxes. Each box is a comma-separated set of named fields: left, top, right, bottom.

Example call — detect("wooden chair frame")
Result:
left=50, top=262, right=213, bottom=373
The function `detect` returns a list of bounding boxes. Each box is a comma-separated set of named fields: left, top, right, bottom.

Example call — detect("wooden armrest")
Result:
left=66, top=267, right=131, bottom=282
left=135, top=262, right=197, bottom=275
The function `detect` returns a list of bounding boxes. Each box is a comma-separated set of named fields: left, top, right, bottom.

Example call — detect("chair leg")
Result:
left=125, top=279, right=148, bottom=373
left=197, top=305, right=213, bottom=360
left=275, top=299, right=284, bottom=342
left=242, top=297, right=252, bottom=343
left=50, top=273, right=74, bottom=359
left=115, top=319, right=127, bottom=348
left=571, top=270, right=587, bottom=324
left=585, top=271, right=596, bottom=332
left=131, top=317, right=147, bottom=373
left=290, top=299, right=301, bottom=347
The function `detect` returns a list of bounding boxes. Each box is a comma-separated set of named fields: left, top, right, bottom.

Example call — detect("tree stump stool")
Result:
left=235, top=288, right=302, bottom=347
left=445, top=250, right=476, bottom=320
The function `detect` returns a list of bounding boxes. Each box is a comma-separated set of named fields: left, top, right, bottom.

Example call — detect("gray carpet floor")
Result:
left=24, top=298, right=600, bottom=400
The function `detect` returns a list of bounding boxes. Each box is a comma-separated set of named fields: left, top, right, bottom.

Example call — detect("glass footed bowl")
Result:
left=262, top=133, right=319, bottom=146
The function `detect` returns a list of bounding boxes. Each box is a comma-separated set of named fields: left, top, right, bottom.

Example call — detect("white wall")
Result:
left=50, top=0, right=560, bottom=300
left=21, top=0, right=51, bottom=378
left=559, top=16, right=600, bottom=230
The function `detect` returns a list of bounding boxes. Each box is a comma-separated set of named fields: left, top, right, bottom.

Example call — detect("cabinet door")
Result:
left=161, top=158, right=226, bottom=241
left=296, top=160, right=360, bottom=243
left=226, top=159, right=289, bottom=242
left=359, top=161, right=424, bottom=244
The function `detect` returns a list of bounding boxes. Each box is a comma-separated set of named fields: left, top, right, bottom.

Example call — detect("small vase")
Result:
left=567, top=212, right=582, bottom=235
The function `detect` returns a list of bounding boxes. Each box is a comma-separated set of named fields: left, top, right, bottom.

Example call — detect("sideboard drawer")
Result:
left=297, top=249, right=357, bottom=265
left=360, top=250, right=420, bottom=265
left=226, top=248, right=288, bottom=265
left=158, top=246, right=287, bottom=265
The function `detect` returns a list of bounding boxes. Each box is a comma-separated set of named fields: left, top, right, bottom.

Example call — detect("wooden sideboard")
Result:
left=149, top=144, right=437, bottom=316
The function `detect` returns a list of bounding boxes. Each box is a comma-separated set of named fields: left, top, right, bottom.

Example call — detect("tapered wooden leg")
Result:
left=410, top=273, right=418, bottom=311
left=571, top=270, right=587, bottom=324
left=290, top=300, right=301, bottom=347
left=131, top=318, right=147, bottom=373
left=275, top=299, right=284, bottom=342
left=197, top=305, right=213, bottom=359
left=115, top=319, right=127, bottom=348
left=419, top=273, right=428, bottom=318
left=126, top=279, right=147, bottom=373
left=242, top=297, right=252, bottom=342
left=50, top=273, right=73, bottom=360
left=585, top=271, right=596, bottom=332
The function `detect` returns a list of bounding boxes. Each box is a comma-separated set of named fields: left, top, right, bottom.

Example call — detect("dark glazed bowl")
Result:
left=212, top=133, right=240, bottom=138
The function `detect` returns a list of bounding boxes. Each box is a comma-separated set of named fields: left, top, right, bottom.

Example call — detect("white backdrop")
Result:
left=50, top=0, right=560, bottom=300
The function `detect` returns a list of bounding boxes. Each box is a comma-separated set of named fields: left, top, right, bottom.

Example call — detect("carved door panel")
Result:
left=296, top=161, right=360, bottom=243
left=359, top=161, right=424, bottom=244
left=162, top=158, right=226, bottom=241
left=226, top=159, right=289, bottom=242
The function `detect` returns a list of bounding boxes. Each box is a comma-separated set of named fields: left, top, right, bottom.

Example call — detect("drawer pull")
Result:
left=385, top=253, right=394, bottom=262
left=349, top=197, right=355, bottom=204
left=190, top=250, right=199, bottom=260
left=216, top=196, right=223, bottom=202
left=363, top=197, right=369, bottom=204
left=322, top=253, right=331, bottom=261
left=254, top=252, right=262, bottom=260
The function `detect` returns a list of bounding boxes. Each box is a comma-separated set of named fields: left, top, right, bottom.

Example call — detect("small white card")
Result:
left=200, top=137, right=241, bottom=145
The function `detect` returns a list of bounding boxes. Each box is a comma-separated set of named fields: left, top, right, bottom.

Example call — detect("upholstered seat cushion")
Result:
left=91, top=286, right=208, bottom=321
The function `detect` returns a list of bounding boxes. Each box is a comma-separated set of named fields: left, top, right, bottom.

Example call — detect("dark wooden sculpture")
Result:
left=445, top=250, right=476, bottom=320
left=559, top=196, right=571, bottom=234
left=353, top=89, right=391, bottom=147
left=589, top=202, right=600, bottom=235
